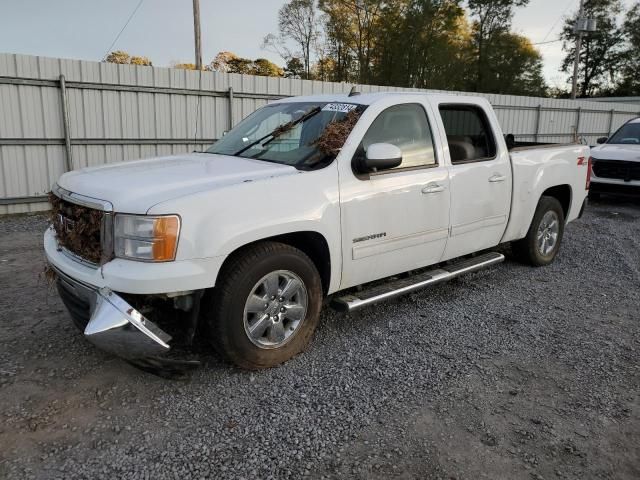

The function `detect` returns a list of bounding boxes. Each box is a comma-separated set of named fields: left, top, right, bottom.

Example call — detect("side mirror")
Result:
left=364, top=143, right=402, bottom=172
left=596, top=137, right=607, bottom=144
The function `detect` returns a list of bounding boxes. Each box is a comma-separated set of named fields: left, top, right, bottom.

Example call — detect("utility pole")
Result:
left=570, top=0, right=585, bottom=99
left=192, top=0, right=202, bottom=70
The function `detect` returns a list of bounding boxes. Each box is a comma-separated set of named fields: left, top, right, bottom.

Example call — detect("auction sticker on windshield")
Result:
left=322, top=103, right=358, bottom=113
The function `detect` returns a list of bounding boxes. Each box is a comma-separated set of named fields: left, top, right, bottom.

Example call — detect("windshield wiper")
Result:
left=232, top=106, right=322, bottom=157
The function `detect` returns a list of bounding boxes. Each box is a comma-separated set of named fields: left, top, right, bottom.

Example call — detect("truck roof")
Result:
left=274, top=91, right=486, bottom=106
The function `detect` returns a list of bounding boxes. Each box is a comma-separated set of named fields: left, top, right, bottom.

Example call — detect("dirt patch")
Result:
left=0, top=200, right=639, bottom=479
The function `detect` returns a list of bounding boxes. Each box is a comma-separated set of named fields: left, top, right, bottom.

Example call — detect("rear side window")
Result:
left=439, top=105, right=497, bottom=163
left=359, top=103, right=436, bottom=171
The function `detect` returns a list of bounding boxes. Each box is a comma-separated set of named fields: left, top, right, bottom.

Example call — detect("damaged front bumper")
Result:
left=54, top=266, right=172, bottom=359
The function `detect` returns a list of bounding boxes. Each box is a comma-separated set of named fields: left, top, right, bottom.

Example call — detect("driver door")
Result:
left=338, top=101, right=450, bottom=289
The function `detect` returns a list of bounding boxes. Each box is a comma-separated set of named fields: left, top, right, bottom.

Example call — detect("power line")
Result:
left=101, top=0, right=145, bottom=60
left=539, top=0, right=577, bottom=44
left=533, top=38, right=563, bottom=45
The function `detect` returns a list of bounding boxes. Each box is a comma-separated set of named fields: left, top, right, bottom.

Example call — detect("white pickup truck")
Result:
left=590, top=116, right=640, bottom=198
left=45, top=92, right=591, bottom=371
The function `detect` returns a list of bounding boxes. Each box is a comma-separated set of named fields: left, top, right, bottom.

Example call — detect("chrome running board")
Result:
left=331, top=251, right=504, bottom=313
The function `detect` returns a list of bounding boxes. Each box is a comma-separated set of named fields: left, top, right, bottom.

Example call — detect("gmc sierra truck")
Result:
left=45, top=92, right=591, bottom=370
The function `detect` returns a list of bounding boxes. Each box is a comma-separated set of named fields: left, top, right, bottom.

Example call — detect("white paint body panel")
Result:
left=57, top=153, right=298, bottom=214
left=46, top=92, right=590, bottom=296
left=503, top=144, right=589, bottom=242
left=336, top=95, right=450, bottom=288
left=431, top=97, right=512, bottom=260
left=44, top=227, right=227, bottom=294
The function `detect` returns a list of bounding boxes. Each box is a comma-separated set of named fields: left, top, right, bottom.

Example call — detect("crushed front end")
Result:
left=54, top=266, right=172, bottom=359
left=45, top=185, right=200, bottom=371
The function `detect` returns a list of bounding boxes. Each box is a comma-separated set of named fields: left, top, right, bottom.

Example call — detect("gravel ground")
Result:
left=0, top=197, right=639, bottom=480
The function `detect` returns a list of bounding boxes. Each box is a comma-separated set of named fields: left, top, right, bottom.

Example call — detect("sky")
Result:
left=0, top=0, right=635, bottom=89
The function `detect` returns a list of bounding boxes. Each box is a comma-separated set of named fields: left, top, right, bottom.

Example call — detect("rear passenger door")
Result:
left=437, top=103, right=511, bottom=260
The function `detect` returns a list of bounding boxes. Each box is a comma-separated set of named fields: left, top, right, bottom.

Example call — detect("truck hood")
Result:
left=58, top=153, right=298, bottom=213
left=591, top=144, right=640, bottom=162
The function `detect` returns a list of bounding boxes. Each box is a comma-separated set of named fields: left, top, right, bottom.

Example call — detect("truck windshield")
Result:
left=607, top=122, right=640, bottom=145
left=206, top=102, right=365, bottom=169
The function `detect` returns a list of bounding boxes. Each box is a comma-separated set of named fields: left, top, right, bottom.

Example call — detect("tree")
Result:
left=280, top=0, right=319, bottom=78
left=372, top=0, right=473, bottom=90
left=172, top=63, right=197, bottom=70
left=211, top=51, right=250, bottom=74
left=130, top=56, right=152, bottom=66
left=251, top=58, right=285, bottom=77
left=560, top=0, right=626, bottom=97
left=210, top=51, right=253, bottom=74
left=209, top=52, right=284, bottom=77
left=317, top=1, right=356, bottom=81
left=467, top=0, right=529, bottom=92
left=256, top=0, right=544, bottom=95
left=284, top=57, right=305, bottom=78
left=105, top=50, right=132, bottom=64
left=105, top=51, right=152, bottom=66
left=616, top=3, right=640, bottom=95
left=480, top=32, right=547, bottom=95
left=312, top=56, right=337, bottom=81
left=319, top=0, right=385, bottom=83
left=263, top=0, right=320, bottom=79
left=210, top=51, right=238, bottom=72
left=227, top=56, right=254, bottom=74
left=313, top=0, right=543, bottom=94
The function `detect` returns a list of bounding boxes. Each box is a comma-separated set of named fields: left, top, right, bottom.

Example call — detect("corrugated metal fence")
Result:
left=1, top=53, right=639, bottom=215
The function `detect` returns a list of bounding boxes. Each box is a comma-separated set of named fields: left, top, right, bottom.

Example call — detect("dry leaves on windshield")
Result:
left=314, top=110, right=362, bottom=156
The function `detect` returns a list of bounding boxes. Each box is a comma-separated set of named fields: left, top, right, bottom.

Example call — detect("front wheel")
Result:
left=206, top=242, right=323, bottom=369
left=512, top=196, right=565, bottom=267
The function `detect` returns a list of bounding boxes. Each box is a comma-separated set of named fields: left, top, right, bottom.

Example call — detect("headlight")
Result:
left=114, top=214, right=180, bottom=262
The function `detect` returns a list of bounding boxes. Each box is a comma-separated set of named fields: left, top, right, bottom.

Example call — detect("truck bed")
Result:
left=510, top=141, right=578, bottom=151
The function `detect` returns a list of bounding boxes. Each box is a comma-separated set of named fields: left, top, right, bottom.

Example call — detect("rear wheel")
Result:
left=512, top=196, right=565, bottom=267
left=206, top=242, right=323, bottom=369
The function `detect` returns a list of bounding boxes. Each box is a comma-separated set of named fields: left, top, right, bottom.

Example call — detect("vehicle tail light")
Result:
left=586, top=156, right=592, bottom=190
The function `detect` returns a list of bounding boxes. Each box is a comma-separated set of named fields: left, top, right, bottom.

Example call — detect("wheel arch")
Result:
left=540, top=184, right=572, bottom=220
left=216, top=231, right=332, bottom=296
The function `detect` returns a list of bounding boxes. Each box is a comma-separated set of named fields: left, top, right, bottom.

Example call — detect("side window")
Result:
left=439, top=105, right=497, bottom=163
left=360, top=103, right=436, bottom=171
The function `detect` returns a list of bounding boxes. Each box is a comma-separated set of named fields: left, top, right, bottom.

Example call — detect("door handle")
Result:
left=422, top=184, right=445, bottom=194
left=488, top=174, right=506, bottom=183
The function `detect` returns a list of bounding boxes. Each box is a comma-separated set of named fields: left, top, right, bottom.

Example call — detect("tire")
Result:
left=512, top=196, right=565, bottom=267
left=206, top=241, right=323, bottom=369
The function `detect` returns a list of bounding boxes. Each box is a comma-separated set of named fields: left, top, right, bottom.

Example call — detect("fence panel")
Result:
left=1, top=53, right=639, bottom=214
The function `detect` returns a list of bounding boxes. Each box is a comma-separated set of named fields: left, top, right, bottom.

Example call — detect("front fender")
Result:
left=148, top=165, right=342, bottom=293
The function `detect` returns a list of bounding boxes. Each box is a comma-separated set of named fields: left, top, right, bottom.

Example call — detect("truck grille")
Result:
left=593, top=160, right=640, bottom=182
left=49, top=192, right=104, bottom=264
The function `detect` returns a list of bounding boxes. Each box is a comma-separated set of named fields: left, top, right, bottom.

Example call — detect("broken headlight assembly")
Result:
left=114, top=214, right=180, bottom=262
